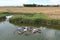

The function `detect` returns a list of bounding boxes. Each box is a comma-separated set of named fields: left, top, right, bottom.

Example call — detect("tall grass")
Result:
left=0, top=12, right=60, bottom=29
left=9, top=12, right=60, bottom=27
left=9, top=13, right=47, bottom=25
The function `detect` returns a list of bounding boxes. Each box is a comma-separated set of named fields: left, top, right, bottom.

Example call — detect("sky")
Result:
left=0, top=0, right=60, bottom=6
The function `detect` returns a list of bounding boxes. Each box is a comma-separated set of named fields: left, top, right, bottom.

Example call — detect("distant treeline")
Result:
left=23, top=4, right=60, bottom=7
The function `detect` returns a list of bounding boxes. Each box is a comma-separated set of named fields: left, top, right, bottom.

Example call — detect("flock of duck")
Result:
left=16, top=26, right=41, bottom=36
left=6, top=16, right=41, bottom=36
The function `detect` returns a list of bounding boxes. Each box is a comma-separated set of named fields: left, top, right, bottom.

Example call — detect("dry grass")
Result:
left=0, top=7, right=60, bottom=19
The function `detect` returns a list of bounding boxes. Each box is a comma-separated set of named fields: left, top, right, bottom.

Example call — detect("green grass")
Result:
left=1, top=12, right=60, bottom=26
left=0, top=12, right=60, bottom=30
left=0, top=12, right=59, bottom=30
left=0, top=12, right=10, bottom=17
left=9, top=13, right=47, bottom=26
left=9, top=12, right=60, bottom=27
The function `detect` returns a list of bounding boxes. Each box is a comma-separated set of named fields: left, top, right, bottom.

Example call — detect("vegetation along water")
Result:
left=7, top=12, right=60, bottom=29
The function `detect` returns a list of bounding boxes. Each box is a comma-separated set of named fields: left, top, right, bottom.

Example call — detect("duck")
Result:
left=17, top=27, right=22, bottom=31
left=17, top=31, right=23, bottom=35
left=32, top=28, right=37, bottom=33
left=23, top=27, right=28, bottom=32
left=37, top=28, right=41, bottom=33
left=32, top=28, right=41, bottom=33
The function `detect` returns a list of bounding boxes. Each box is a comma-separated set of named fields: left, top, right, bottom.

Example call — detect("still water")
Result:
left=0, top=16, right=60, bottom=40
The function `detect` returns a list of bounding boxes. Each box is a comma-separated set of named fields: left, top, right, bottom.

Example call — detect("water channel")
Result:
left=0, top=15, right=60, bottom=40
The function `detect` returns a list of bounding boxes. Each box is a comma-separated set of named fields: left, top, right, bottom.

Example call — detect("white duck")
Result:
left=32, top=28, right=37, bottom=33
left=23, top=27, right=28, bottom=32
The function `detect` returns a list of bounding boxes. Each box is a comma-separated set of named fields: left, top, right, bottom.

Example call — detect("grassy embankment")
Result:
left=0, top=12, right=60, bottom=29
left=9, top=12, right=60, bottom=28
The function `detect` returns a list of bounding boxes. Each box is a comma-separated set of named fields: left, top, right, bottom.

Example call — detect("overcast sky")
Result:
left=0, top=0, right=60, bottom=6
